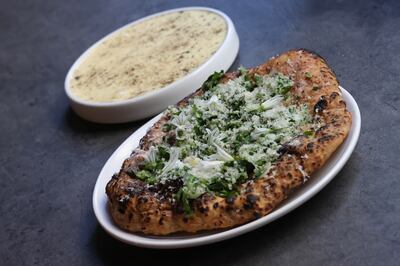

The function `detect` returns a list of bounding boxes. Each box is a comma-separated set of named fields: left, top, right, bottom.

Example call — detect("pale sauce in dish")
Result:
left=70, top=10, right=227, bottom=102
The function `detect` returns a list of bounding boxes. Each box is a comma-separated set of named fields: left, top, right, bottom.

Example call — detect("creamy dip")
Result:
left=70, top=10, right=227, bottom=102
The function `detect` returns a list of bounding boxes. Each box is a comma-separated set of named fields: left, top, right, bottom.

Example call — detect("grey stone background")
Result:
left=1, top=0, right=399, bottom=265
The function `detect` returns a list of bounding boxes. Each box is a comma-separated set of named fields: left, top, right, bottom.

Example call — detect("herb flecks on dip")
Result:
left=70, top=10, right=227, bottom=102
left=131, top=70, right=312, bottom=215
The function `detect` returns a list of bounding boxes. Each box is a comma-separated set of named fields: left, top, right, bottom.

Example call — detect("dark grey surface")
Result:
left=1, top=0, right=399, bottom=265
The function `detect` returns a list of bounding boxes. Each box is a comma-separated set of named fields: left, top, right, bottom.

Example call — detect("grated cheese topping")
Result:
left=133, top=70, right=312, bottom=211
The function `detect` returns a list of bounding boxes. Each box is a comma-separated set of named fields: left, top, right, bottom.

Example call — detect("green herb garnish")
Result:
left=202, top=71, right=224, bottom=91
left=303, top=130, right=314, bottom=136
left=136, top=69, right=312, bottom=214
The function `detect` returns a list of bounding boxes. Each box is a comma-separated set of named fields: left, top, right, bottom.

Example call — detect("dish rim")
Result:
left=64, top=6, right=236, bottom=107
left=92, top=86, right=361, bottom=249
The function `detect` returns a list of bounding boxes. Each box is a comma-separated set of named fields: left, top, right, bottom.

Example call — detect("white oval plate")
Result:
left=92, top=87, right=361, bottom=249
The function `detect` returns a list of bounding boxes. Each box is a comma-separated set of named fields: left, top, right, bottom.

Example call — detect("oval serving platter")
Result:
left=92, top=87, right=361, bottom=249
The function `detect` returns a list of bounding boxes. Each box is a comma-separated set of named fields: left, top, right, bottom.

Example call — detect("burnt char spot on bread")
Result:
left=314, top=97, right=328, bottom=113
left=244, top=194, right=259, bottom=210
left=117, top=195, right=130, bottom=214
left=318, top=135, right=335, bottom=143
left=105, top=49, right=352, bottom=235
left=330, top=92, right=339, bottom=100
left=225, top=195, right=236, bottom=205
left=278, top=136, right=309, bottom=156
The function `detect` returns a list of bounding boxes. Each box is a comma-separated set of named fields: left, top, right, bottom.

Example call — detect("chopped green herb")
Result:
left=202, top=71, right=224, bottom=91
left=305, top=72, right=313, bottom=79
left=238, top=66, right=258, bottom=91
left=175, top=189, right=193, bottom=217
left=303, top=130, right=314, bottom=136
left=238, top=66, right=248, bottom=75
left=162, top=123, right=176, bottom=132
left=158, top=146, right=170, bottom=161
left=271, top=74, right=294, bottom=95
left=136, top=170, right=158, bottom=184
left=255, top=74, right=263, bottom=87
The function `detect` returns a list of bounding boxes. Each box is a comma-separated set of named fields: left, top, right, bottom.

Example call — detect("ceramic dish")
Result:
left=65, top=7, right=239, bottom=123
left=92, top=87, right=361, bottom=249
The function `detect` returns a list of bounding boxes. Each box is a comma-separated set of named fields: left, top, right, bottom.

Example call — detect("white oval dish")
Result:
left=65, top=7, right=239, bottom=124
left=92, top=87, right=361, bottom=248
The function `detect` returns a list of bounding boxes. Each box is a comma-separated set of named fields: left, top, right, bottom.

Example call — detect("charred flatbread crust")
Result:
left=106, top=49, right=352, bottom=235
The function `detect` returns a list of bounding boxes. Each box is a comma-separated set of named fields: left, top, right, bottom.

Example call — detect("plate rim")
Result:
left=92, top=86, right=361, bottom=249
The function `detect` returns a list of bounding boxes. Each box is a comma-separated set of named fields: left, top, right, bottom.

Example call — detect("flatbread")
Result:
left=106, top=49, right=352, bottom=235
